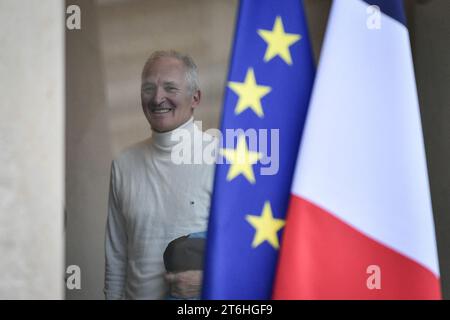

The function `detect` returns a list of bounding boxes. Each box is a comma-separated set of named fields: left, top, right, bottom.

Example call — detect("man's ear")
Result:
left=191, top=90, right=201, bottom=109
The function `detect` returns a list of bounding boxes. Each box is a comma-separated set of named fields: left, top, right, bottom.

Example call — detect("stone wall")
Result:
left=0, top=0, right=64, bottom=299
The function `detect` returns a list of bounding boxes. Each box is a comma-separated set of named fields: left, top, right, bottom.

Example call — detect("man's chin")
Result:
left=150, top=118, right=176, bottom=133
left=149, top=114, right=192, bottom=133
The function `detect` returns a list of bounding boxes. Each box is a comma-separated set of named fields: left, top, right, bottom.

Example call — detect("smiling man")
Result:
left=104, top=51, right=215, bottom=299
left=141, top=52, right=201, bottom=132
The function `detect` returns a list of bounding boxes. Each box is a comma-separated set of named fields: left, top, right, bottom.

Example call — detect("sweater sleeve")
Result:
left=104, top=160, right=128, bottom=299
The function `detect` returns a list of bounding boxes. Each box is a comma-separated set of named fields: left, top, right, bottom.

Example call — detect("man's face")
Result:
left=141, top=57, right=200, bottom=133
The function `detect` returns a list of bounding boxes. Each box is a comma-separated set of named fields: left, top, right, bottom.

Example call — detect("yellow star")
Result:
left=257, top=16, right=301, bottom=65
left=227, top=68, right=271, bottom=118
left=246, top=201, right=285, bottom=249
left=220, top=135, right=262, bottom=184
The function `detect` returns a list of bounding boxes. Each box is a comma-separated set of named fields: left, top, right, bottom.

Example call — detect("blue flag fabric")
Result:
left=203, top=0, right=315, bottom=299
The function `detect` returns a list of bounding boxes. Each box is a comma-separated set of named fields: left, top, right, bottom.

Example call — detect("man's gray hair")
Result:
left=141, top=50, right=200, bottom=94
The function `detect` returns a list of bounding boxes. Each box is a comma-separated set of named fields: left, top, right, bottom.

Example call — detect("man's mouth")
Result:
left=151, top=107, right=173, bottom=114
left=149, top=103, right=174, bottom=115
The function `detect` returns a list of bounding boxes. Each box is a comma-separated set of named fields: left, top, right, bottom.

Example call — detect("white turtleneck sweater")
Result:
left=104, top=117, right=216, bottom=300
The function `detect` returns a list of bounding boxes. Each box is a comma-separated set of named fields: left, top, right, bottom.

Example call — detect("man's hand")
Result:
left=165, top=270, right=202, bottom=299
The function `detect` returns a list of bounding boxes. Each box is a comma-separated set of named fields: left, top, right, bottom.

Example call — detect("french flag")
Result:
left=273, top=0, right=441, bottom=299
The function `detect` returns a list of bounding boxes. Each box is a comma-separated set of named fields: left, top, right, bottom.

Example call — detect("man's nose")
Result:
left=153, top=86, right=166, bottom=104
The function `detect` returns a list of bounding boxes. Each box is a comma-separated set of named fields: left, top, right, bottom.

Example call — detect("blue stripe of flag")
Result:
left=362, top=0, right=406, bottom=26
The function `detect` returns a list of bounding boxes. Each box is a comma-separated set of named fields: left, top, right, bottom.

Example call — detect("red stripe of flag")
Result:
left=273, top=195, right=441, bottom=300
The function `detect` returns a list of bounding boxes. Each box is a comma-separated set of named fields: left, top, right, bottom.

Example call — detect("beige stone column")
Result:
left=0, top=1, right=65, bottom=299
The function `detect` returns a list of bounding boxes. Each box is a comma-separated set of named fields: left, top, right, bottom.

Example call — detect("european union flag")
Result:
left=203, top=0, right=315, bottom=299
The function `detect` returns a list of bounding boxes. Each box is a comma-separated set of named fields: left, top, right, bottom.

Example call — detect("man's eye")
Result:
left=143, top=87, right=155, bottom=93
left=166, top=87, right=178, bottom=92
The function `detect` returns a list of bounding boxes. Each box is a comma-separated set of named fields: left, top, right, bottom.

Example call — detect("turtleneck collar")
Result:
left=150, top=117, right=194, bottom=152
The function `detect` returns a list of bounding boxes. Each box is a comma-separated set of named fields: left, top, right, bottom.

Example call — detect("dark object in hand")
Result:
left=163, top=234, right=205, bottom=272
